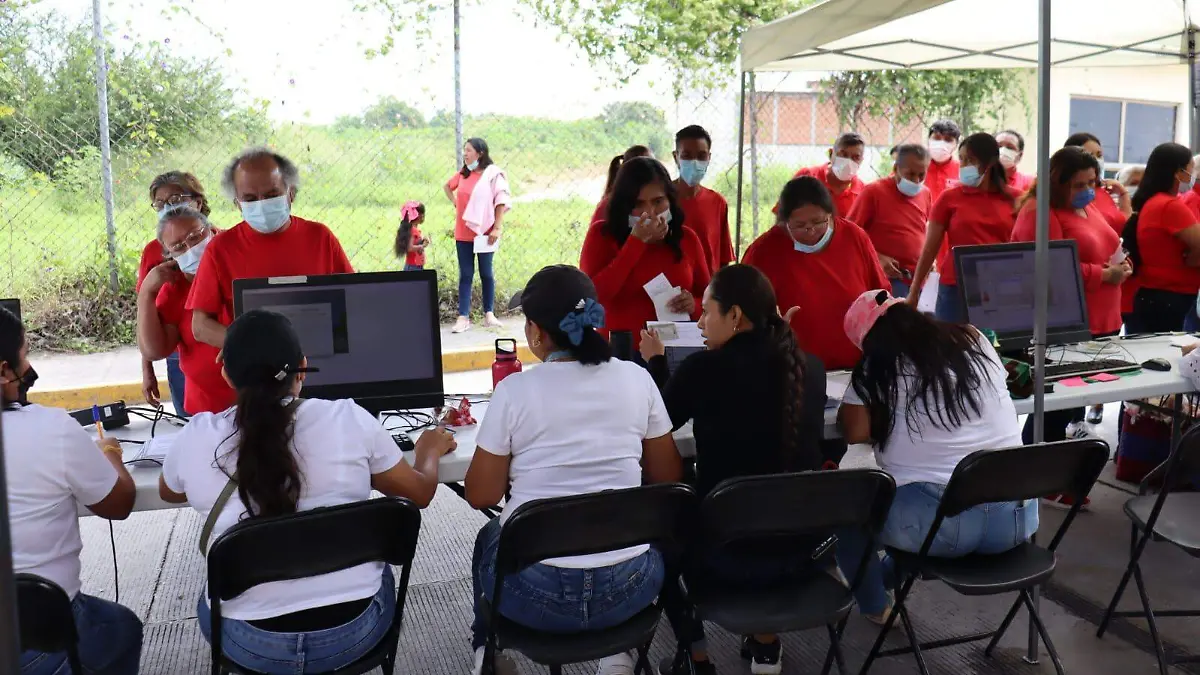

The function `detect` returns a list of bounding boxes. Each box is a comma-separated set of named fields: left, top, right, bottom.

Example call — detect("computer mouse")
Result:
left=1142, top=358, right=1172, bottom=372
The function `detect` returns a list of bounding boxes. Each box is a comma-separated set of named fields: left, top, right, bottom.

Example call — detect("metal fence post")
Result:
left=454, top=0, right=464, bottom=169
left=748, top=73, right=759, bottom=238
left=91, top=0, right=120, bottom=293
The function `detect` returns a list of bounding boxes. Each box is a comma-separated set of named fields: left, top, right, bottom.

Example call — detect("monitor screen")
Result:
left=955, top=241, right=1092, bottom=350
left=0, top=298, right=19, bottom=321
left=233, top=271, right=443, bottom=412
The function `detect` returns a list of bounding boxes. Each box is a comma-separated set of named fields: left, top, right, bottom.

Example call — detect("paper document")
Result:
left=473, top=235, right=500, bottom=254
left=1170, top=334, right=1200, bottom=349
left=646, top=321, right=679, bottom=340
left=643, top=273, right=689, bottom=322
left=128, top=435, right=176, bottom=464
left=652, top=321, right=704, bottom=348
left=1109, top=238, right=1127, bottom=266
left=826, top=370, right=851, bottom=408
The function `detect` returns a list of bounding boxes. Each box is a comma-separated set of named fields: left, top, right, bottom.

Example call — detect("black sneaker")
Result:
left=739, top=637, right=782, bottom=675
left=657, top=655, right=717, bottom=675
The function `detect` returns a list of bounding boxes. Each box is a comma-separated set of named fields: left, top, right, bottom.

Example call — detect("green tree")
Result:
left=361, top=95, right=426, bottom=129
left=823, top=70, right=1024, bottom=136
left=600, top=101, right=666, bottom=132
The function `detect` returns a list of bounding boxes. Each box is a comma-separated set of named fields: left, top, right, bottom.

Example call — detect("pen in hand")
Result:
left=91, top=404, right=105, bottom=439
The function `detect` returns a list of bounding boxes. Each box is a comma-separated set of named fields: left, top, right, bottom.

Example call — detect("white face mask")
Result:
left=240, top=194, right=291, bottom=234
left=175, top=234, right=213, bottom=275
left=999, top=147, right=1019, bottom=169
left=627, top=207, right=672, bottom=229
left=929, top=140, right=955, bottom=164
left=831, top=156, right=860, bottom=182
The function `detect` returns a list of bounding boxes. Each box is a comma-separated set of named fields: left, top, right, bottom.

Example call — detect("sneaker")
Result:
left=658, top=655, right=717, bottom=675
left=1066, top=422, right=1091, bottom=440
left=864, top=590, right=896, bottom=627
left=1042, top=493, right=1091, bottom=510
left=452, top=316, right=471, bottom=334
left=597, top=651, right=636, bottom=675
left=472, top=647, right=517, bottom=675
left=1086, top=405, right=1104, bottom=425
left=739, top=637, right=783, bottom=675
left=484, top=312, right=504, bottom=328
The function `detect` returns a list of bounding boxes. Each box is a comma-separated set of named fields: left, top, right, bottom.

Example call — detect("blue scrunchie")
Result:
left=558, top=298, right=606, bottom=346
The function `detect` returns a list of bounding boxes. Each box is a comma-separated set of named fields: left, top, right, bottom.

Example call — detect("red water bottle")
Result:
left=492, top=338, right=522, bottom=388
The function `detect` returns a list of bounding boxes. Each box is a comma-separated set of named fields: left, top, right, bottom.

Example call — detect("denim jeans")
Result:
left=165, top=351, right=189, bottom=418
left=889, top=279, right=912, bottom=298
left=935, top=284, right=965, bottom=323
left=403, top=264, right=425, bottom=272
left=882, top=482, right=1039, bottom=556
left=456, top=240, right=495, bottom=316
left=20, top=593, right=143, bottom=675
left=197, top=566, right=395, bottom=675
left=1131, top=288, right=1193, bottom=333
left=470, top=517, right=664, bottom=651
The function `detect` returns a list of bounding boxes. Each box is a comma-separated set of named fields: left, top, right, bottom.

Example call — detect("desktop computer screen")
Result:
left=0, top=298, right=20, bottom=321
left=954, top=241, right=1092, bottom=352
left=233, top=271, right=443, bottom=412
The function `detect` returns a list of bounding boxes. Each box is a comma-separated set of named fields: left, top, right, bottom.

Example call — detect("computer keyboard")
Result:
left=1042, top=358, right=1140, bottom=381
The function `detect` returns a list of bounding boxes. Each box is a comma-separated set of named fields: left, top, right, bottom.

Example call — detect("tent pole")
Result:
left=1027, top=0, right=1053, bottom=664
left=1189, top=25, right=1198, bottom=151
left=735, top=71, right=747, bottom=258
left=749, top=73, right=760, bottom=239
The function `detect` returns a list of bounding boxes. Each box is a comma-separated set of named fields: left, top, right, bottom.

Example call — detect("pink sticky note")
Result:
left=1059, top=377, right=1089, bottom=387
left=1090, top=372, right=1120, bottom=382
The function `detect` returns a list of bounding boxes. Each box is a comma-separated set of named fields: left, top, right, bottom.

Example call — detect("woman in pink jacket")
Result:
left=444, top=137, right=511, bottom=333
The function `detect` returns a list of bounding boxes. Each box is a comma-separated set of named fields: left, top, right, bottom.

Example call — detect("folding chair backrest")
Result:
left=1143, top=423, right=1200, bottom=491
left=939, top=439, right=1110, bottom=517
left=699, top=470, right=896, bottom=550
left=495, top=484, right=697, bottom=576
left=16, top=573, right=78, bottom=654
left=207, top=497, right=421, bottom=601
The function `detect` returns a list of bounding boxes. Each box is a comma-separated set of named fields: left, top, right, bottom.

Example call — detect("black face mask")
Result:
left=3, top=364, right=36, bottom=407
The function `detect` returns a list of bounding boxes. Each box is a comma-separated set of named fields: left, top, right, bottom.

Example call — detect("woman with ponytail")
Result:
left=464, top=265, right=682, bottom=675
left=160, top=309, right=456, bottom=674
left=908, top=132, right=1020, bottom=323
left=592, top=145, right=654, bottom=224
left=394, top=200, right=429, bottom=270
left=639, top=265, right=884, bottom=675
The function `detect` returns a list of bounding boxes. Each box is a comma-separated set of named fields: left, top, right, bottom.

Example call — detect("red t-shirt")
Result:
left=931, top=185, right=1019, bottom=286
left=1093, top=190, right=1128, bottom=234
left=186, top=217, right=354, bottom=324
left=787, top=164, right=864, bottom=218
left=678, top=186, right=734, bottom=273
left=156, top=279, right=234, bottom=414
left=1007, top=169, right=1034, bottom=194
left=1011, top=205, right=1122, bottom=335
left=846, top=177, right=933, bottom=273
left=446, top=171, right=483, bottom=242
left=926, top=158, right=961, bottom=203
left=591, top=197, right=610, bottom=226
left=406, top=226, right=425, bottom=267
left=1135, top=193, right=1200, bottom=295
left=1180, top=186, right=1200, bottom=220
left=136, top=239, right=165, bottom=293
left=742, top=220, right=889, bottom=370
left=578, top=223, right=710, bottom=343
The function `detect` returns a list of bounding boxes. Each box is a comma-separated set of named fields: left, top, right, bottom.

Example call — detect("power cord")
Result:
left=109, top=522, right=119, bottom=604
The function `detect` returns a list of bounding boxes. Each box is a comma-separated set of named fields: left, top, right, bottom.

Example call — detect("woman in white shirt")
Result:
left=3, top=307, right=142, bottom=675
left=464, top=265, right=683, bottom=675
left=839, top=290, right=1036, bottom=592
left=159, top=309, right=456, bottom=675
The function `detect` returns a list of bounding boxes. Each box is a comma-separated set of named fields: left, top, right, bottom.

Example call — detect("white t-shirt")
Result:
left=475, top=359, right=673, bottom=569
left=842, top=332, right=1022, bottom=486
left=3, top=405, right=119, bottom=598
left=163, top=398, right=404, bottom=620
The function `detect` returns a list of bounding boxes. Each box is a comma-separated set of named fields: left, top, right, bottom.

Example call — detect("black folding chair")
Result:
left=481, top=483, right=697, bottom=675
left=1098, top=424, right=1200, bottom=675
left=670, top=469, right=896, bottom=675
left=206, top=497, right=422, bottom=675
left=859, top=439, right=1110, bottom=675
left=16, top=573, right=83, bottom=675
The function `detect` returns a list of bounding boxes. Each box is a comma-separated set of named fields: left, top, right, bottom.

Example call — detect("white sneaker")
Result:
left=472, top=646, right=517, bottom=675
left=484, top=312, right=504, bottom=328
left=596, top=651, right=636, bottom=675
left=1066, top=422, right=1091, bottom=439
left=452, top=316, right=471, bottom=334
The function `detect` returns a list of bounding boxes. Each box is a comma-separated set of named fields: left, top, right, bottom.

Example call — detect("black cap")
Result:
left=510, top=265, right=598, bottom=328
left=223, top=310, right=317, bottom=388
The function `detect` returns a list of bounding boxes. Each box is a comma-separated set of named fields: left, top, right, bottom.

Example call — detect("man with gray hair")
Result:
left=847, top=143, right=933, bottom=297
left=186, top=147, right=353, bottom=350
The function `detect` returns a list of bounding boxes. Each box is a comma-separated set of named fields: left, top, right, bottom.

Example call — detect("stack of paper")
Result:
left=643, top=273, right=689, bottom=322
left=128, top=435, right=177, bottom=464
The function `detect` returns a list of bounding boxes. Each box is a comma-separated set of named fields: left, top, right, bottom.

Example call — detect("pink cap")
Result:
left=844, top=289, right=903, bottom=349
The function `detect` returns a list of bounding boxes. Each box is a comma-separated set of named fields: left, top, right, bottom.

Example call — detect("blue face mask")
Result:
left=467, top=160, right=480, bottom=172
left=1071, top=187, right=1096, bottom=209
left=240, top=195, right=291, bottom=234
left=896, top=177, right=923, bottom=197
left=678, top=159, right=709, bottom=187
left=958, top=165, right=982, bottom=188
left=174, top=233, right=212, bottom=275
left=793, top=222, right=834, bottom=254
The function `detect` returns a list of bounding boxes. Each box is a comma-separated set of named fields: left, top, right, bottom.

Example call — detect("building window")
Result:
left=1069, top=97, right=1177, bottom=165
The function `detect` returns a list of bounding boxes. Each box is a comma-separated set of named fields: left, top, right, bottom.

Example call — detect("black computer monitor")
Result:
left=955, top=241, right=1093, bottom=352
left=232, top=271, right=443, bottom=414
left=0, top=299, right=19, bottom=321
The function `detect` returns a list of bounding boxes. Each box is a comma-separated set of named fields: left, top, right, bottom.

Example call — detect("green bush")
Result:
left=21, top=248, right=140, bottom=353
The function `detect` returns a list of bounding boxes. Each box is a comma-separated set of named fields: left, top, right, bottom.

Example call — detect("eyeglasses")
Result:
left=786, top=218, right=830, bottom=233
left=163, top=226, right=210, bottom=257
left=151, top=193, right=197, bottom=211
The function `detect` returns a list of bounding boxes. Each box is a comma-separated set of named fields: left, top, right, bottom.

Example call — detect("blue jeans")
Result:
left=197, top=566, right=396, bottom=675
left=20, top=593, right=143, bottom=675
left=470, top=517, right=664, bottom=651
left=889, top=279, right=912, bottom=298
left=883, top=482, right=1039, bottom=556
left=403, top=264, right=424, bottom=271
left=165, top=351, right=188, bottom=418
left=456, top=241, right=495, bottom=316
left=935, top=284, right=965, bottom=323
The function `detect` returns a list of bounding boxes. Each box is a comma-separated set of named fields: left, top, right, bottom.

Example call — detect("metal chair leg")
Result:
left=985, top=594, right=1025, bottom=656
left=896, top=603, right=932, bottom=675
left=825, top=623, right=848, bottom=675
left=634, top=643, right=652, bottom=675
left=1021, top=591, right=1065, bottom=675
left=1133, top=562, right=1170, bottom=675
left=1099, top=522, right=1149, bottom=639
left=821, top=615, right=851, bottom=675
left=549, top=665, right=564, bottom=675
